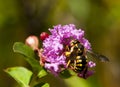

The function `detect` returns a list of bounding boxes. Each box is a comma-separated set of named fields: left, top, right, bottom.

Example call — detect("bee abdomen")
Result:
left=75, top=55, right=88, bottom=72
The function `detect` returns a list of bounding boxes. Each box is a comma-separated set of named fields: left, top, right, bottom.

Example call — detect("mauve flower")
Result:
left=41, top=24, right=94, bottom=77
left=78, top=70, right=95, bottom=79
left=88, top=61, right=96, bottom=68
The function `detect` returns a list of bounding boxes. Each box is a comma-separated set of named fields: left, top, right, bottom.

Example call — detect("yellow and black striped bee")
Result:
left=65, top=40, right=109, bottom=78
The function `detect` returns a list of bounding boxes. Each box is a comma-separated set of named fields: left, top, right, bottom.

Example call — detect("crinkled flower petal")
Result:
left=45, top=63, right=60, bottom=72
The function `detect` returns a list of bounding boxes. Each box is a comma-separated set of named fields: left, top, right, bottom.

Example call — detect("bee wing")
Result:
left=87, top=50, right=109, bottom=62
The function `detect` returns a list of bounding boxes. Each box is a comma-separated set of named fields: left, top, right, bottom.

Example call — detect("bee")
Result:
left=65, top=40, right=109, bottom=78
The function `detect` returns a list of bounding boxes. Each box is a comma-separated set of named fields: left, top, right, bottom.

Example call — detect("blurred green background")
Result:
left=0, top=0, right=120, bottom=87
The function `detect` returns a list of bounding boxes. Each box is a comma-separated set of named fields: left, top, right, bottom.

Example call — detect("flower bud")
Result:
left=25, top=35, right=39, bottom=50
left=40, top=32, right=49, bottom=41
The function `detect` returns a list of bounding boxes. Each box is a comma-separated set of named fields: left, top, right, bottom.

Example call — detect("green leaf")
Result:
left=59, top=69, right=72, bottom=79
left=37, top=69, right=47, bottom=78
left=34, top=83, right=50, bottom=87
left=13, top=42, right=42, bottom=72
left=13, top=42, right=35, bottom=58
left=42, top=83, right=49, bottom=87
left=64, top=71, right=91, bottom=87
left=5, top=67, right=33, bottom=87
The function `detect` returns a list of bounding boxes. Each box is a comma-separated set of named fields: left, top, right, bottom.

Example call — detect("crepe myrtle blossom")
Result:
left=88, top=61, right=96, bottom=68
left=40, top=24, right=95, bottom=78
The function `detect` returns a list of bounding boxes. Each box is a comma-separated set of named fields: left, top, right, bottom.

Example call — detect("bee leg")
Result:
left=83, top=67, right=88, bottom=79
left=66, top=60, right=71, bottom=68
left=65, top=52, right=71, bottom=57
left=74, top=60, right=76, bottom=69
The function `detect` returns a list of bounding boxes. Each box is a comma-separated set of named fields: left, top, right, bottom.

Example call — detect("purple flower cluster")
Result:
left=48, top=24, right=91, bottom=50
left=42, top=24, right=95, bottom=78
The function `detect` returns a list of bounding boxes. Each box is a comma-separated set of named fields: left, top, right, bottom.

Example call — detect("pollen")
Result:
left=75, top=44, right=78, bottom=47
left=65, top=52, right=71, bottom=57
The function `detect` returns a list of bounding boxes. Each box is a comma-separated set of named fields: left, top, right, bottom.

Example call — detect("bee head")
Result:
left=70, top=40, right=85, bottom=55
left=70, top=40, right=79, bottom=46
left=77, top=44, right=84, bottom=55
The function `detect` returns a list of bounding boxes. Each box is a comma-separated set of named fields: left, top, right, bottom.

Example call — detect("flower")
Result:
left=40, top=32, right=49, bottom=41
left=40, top=24, right=96, bottom=79
left=25, top=35, right=39, bottom=50
left=41, top=24, right=92, bottom=73
left=88, top=61, right=96, bottom=68
left=48, top=24, right=91, bottom=49
left=78, top=70, right=95, bottom=79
